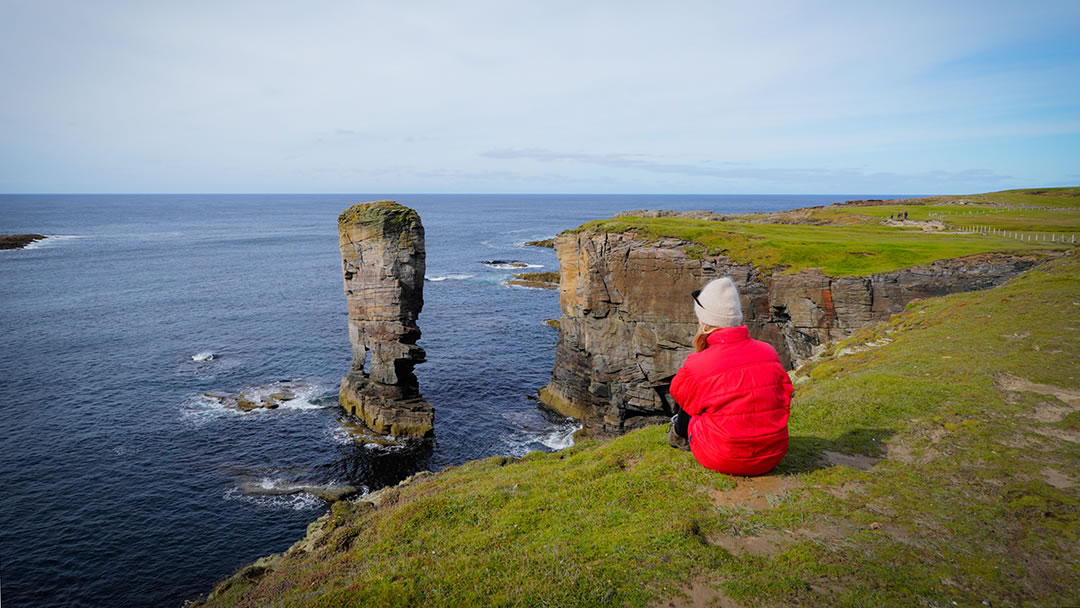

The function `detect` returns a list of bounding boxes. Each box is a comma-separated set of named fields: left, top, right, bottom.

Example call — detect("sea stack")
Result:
left=338, top=201, right=434, bottom=438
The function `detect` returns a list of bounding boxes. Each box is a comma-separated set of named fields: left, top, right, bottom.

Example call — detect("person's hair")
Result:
left=694, top=324, right=721, bottom=352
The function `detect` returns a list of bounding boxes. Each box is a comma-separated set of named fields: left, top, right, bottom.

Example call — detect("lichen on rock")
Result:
left=338, top=201, right=433, bottom=438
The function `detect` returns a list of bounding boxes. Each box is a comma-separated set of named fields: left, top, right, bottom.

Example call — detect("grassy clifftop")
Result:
left=569, top=188, right=1077, bottom=277
left=195, top=253, right=1079, bottom=608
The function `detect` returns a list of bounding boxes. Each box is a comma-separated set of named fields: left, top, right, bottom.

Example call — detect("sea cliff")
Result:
left=541, top=228, right=1049, bottom=436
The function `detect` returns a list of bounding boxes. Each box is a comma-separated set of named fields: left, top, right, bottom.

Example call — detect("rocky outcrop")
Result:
left=338, top=201, right=433, bottom=438
left=540, top=230, right=1049, bottom=436
left=1, top=234, right=45, bottom=249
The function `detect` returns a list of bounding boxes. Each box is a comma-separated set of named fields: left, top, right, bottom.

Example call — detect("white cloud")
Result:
left=0, top=0, right=1077, bottom=192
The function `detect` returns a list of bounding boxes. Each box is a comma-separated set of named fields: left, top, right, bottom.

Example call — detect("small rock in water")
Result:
left=235, top=397, right=260, bottom=412
left=269, top=391, right=296, bottom=401
left=240, top=481, right=359, bottom=503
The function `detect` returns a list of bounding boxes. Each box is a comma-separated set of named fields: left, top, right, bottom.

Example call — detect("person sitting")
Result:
left=667, top=277, right=794, bottom=476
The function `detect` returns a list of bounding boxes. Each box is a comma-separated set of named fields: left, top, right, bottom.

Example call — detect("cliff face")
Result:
left=540, top=231, right=1047, bottom=436
left=338, top=201, right=434, bottom=438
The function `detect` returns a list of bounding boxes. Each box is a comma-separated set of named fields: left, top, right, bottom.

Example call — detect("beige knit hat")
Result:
left=692, top=277, right=743, bottom=327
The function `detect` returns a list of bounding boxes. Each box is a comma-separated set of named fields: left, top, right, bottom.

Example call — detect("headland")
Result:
left=192, top=188, right=1079, bottom=608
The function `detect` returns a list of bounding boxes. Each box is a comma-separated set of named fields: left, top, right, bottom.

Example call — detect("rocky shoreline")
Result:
left=0, top=234, right=46, bottom=249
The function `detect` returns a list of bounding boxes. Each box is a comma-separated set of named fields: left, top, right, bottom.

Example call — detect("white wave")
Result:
left=244, top=380, right=333, bottom=411
left=223, top=486, right=323, bottom=511
left=191, top=351, right=215, bottom=362
left=500, top=417, right=581, bottom=458
left=22, top=235, right=84, bottom=249
left=326, top=423, right=355, bottom=445
left=538, top=423, right=580, bottom=451
left=483, top=261, right=544, bottom=270
left=179, top=379, right=334, bottom=425
left=426, top=273, right=475, bottom=282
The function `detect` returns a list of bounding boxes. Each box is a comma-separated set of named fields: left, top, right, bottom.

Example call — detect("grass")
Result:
left=565, top=187, right=1077, bottom=276
left=570, top=216, right=1065, bottom=277
left=194, top=253, right=1080, bottom=608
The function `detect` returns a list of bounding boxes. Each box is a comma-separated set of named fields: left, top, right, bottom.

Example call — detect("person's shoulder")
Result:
left=745, top=337, right=783, bottom=362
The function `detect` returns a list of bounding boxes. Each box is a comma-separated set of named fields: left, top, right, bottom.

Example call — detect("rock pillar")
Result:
left=338, top=201, right=434, bottom=438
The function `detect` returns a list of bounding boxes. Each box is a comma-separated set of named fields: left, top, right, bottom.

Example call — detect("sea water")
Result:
left=0, top=193, right=901, bottom=606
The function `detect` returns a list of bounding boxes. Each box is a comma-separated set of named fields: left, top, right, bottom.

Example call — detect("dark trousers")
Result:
left=673, top=405, right=691, bottom=439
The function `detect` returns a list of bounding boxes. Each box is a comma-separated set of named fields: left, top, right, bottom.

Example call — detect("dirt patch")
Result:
left=653, top=578, right=745, bottom=608
left=1032, top=402, right=1075, bottom=423
left=882, top=219, right=945, bottom=231
left=827, top=480, right=866, bottom=499
left=1032, top=426, right=1080, bottom=444
left=709, top=475, right=799, bottom=511
left=995, top=374, right=1080, bottom=408
left=1040, top=468, right=1076, bottom=489
left=822, top=450, right=881, bottom=471
left=886, top=425, right=948, bottom=465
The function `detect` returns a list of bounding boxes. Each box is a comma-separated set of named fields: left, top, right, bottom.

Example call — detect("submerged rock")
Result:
left=240, top=482, right=359, bottom=503
left=338, top=201, right=434, bottom=438
left=507, top=271, right=559, bottom=290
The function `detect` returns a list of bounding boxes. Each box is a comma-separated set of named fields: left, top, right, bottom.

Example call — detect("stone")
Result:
left=337, top=201, right=434, bottom=438
left=540, top=230, right=1049, bottom=437
left=0, top=234, right=46, bottom=249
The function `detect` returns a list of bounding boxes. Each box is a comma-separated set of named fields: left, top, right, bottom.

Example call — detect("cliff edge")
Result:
left=540, top=196, right=1070, bottom=436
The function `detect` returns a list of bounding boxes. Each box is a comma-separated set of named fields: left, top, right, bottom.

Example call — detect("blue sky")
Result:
left=1, top=0, right=1078, bottom=194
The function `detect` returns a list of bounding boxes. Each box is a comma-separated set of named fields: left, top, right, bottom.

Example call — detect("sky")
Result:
left=1, top=0, right=1078, bottom=195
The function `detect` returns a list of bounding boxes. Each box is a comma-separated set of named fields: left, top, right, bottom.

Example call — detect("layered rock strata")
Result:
left=540, top=230, right=1047, bottom=436
left=338, top=201, right=433, bottom=438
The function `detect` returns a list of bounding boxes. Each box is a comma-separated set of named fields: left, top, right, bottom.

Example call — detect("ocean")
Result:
left=0, top=193, right=903, bottom=607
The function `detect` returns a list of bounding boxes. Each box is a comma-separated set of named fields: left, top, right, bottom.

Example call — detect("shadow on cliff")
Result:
left=773, top=427, right=895, bottom=475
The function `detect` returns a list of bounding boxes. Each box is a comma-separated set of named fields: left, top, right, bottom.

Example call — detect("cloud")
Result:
left=482, top=148, right=1013, bottom=188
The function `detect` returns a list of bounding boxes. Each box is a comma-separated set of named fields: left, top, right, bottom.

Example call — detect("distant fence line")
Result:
left=928, top=207, right=1079, bottom=217
left=953, top=224, right=1077, bottom=243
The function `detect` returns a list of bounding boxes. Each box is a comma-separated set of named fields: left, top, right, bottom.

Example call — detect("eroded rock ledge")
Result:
left=338, top=201, right=433, bottom=438
left=540, top=230, right=1049, bottom=437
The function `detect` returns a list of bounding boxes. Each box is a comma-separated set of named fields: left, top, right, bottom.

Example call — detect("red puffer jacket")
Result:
left=670, top=325, right=793, bottom=476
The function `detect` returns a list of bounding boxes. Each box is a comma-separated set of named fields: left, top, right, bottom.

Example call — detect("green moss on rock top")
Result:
left=338, top=201, right=422, bottom=233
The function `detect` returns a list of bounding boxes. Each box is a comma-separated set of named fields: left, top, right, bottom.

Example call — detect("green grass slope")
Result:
left=568, top=188, right=1077, bottom=277
left=195, top=253, right=1079, bottom=608
left=570, top=215, right=1067, bottom=277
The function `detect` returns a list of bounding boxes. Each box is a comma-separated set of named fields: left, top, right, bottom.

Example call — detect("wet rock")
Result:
left=338, top=201, right=434, bottom=438
left=234, top=397, right=260, bottom=412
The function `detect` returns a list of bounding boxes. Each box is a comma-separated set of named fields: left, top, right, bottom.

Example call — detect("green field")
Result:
left=195, top=253, right=1080, bottom=608
left=570, top=187, right=1077, bottom=276
left=572, top=216, right=1066, bottom=277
